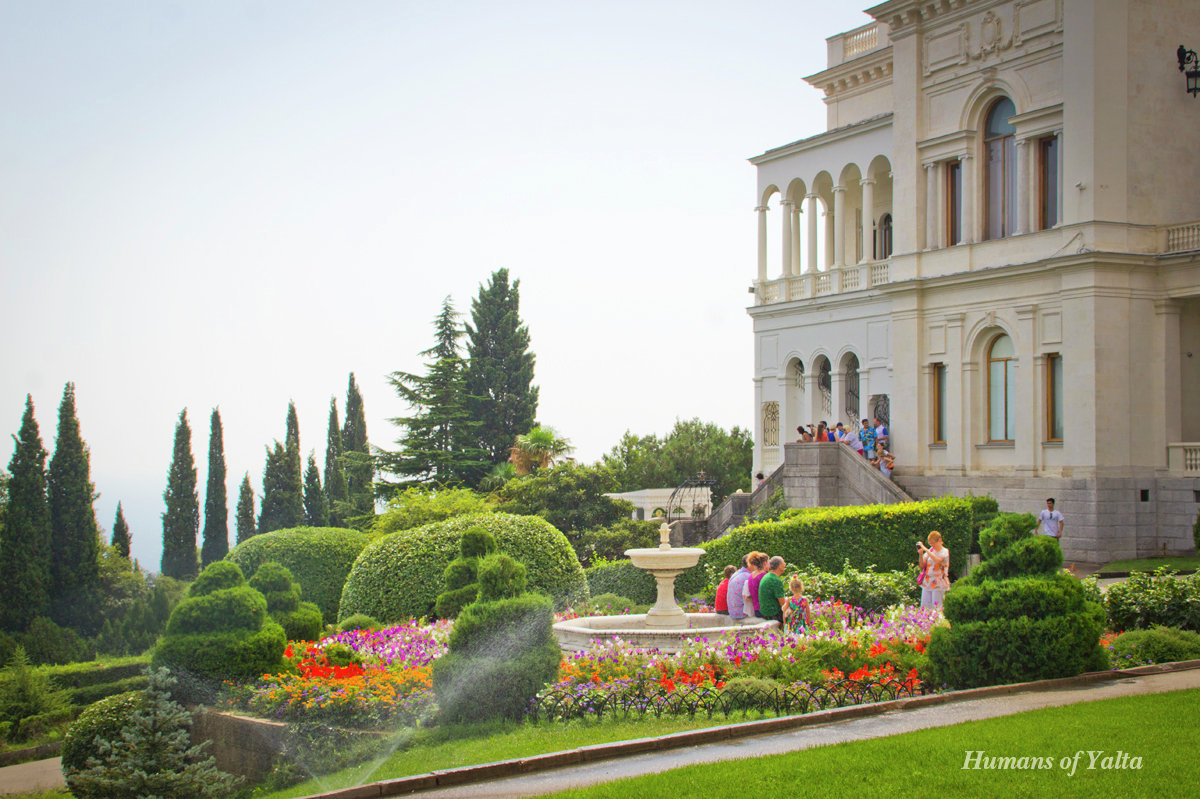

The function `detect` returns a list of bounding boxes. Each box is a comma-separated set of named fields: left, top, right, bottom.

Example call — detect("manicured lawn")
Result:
left=545, top=688, right=1200, bottom=798
left=252, top=716, right=730, bottom=798
left=1099, top=556, right=1198, bottom=573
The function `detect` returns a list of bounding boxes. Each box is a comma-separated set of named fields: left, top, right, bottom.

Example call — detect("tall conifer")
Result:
left=258, top=441, right=303, bottom=534
left=341, top=374, right=374, bottom=518
left=0, top=396, right=52, bottom=631
left=47, top=383, right=100, bottom=632
left=235, top=474, right=255, bottom=544
left=324, top=399, right=348, bottom=527
left=463, top=269, right=539, bottom=481
left=380, top=297, right=486, bottom=490
left=303, top=454, right=329, bottom=527
left=111, top=502, right=131, bottom=559
left=200, top=409, right=228, bottom=567
left=161, top=410, right=199, bottom=580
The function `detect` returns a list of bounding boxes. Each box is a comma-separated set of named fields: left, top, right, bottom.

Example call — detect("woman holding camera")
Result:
left=917, top=530, right=950, bottom=609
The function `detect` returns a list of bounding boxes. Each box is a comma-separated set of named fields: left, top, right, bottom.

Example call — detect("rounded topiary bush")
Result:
left=249, top=562, right=324, bottom=642
left=152, top=561, right=286, bottom=701
left=977, top=512, right=1038, bottom=560
left=433, top=528, right=497, bottom=620
left=227, top=527, right=370, bottom=625
left=338, top=513, right=588, bottom=623
left=432, top=555, right=561, bottom=723
left=957, top=535, right=1062, bottom=586
left=61, top=690, right=144, bottom=792
left=1107, top=626, right=1200, bottom=667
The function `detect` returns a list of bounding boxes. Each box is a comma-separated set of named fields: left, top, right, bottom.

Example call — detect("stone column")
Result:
left=946, top=313, right=966, bottom=474
left=960, top=153, right=975, bottom=244
left=832, top=186, right=847, bottom=268
left=1054, top=129, right=1064, bottom=226
left=1016, top=138, right=1031, bottom=235
left=924, top=163, right=937, bottom=250
left=806, top=194, right=819, bottom=273
left=1156, top=299, right=1183, bottom=458
left=1015, top=304, right=1038, bottom=475
left=780, top=199, right=794, bottom=278
left=830, top=366, right=845, bottom=427
left=859, top=178, right=875, bottom=262
left=791, top=202, right=803, bottom=276
left=756, top=205, right=768, bottom=282
left=824, top=207, right=835, bottom=270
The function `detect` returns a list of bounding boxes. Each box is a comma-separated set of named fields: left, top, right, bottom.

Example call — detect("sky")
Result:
left=0, top=1, right=873, bottom=569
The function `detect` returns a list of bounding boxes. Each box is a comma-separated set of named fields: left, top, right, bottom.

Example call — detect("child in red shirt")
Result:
left=714, top=565, right=736, bottom=613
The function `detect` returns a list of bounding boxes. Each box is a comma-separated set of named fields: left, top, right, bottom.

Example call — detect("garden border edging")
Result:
left=299, top=659, right=1200, bottom=799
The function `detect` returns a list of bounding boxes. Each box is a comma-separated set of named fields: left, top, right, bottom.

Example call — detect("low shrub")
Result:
left=1106, top=626, right=1200, bottom=667
left=720, top=676, right=783, bottom=709
left=674, top=496, right=979, bottom=597
left=581, top=593, right=639, bottom=615
left=943, top=574, right=1090, bottom=623
left=584, top=560, right=658, bottom=606
left=570, top=520, right=658, bottom=567
left=1105, top=569, right=1200, bottom=632
left=227, top=526, right=370, bottom=625
left=19, top=617, right=95, bottom=666
left=747, top=487, right=788, bottom=523
left=977, top=512, right=1038, bottom=560
left=61, top=690, right=144, bottom=779
left=794, top=561, right=919, bottom=611
left=956, top=535, right=1063, bottom=586
left=337, top=614, right=379, bottom=633
left=338, top=513, right=588, bottom=623
left=0, top=647, right=70, bottom=743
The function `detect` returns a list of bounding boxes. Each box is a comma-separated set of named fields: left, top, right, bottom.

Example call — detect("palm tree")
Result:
left=508, top=426, right=573, bottom=475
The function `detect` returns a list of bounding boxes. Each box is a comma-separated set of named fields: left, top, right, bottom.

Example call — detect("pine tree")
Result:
left=285, top=401, right=300, bottom=457
left=67, top=667, right=240, bottom=798
left=111, top=503, right=131, bottom=559
left=160, top=410, right=199, bottom=580
left=379, top=297, right=486, bottom=491
left=200, top=409, right=228, bottom=568
left=0, top=396, right=52, bottom=631
left=235, top=474, right=255, bottom=544
left=258, top=442, right=303, bottom=534
left=323, top=398, right=348, bottom=527
left=463, top=268, right=539, bottom=481
left=47, top=383, right=100, bottom=632
left=341, top=373, right=374, bottom=518
left=303, top=453, right=329, bottom=527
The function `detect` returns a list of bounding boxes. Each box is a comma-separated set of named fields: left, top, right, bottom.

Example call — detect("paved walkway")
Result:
left=400, top=667, right=1200, bottom=799
left=0, top=756, right=62, bottom=797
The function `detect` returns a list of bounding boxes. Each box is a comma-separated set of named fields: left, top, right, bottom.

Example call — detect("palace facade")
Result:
left=748, top=0, right=1200, bottom=562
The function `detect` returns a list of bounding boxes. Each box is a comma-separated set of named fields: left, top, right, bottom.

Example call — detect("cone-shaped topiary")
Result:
left=434, top=527, right=496, bottom=619
left=432, top=553, right=560, bottom=722
left=151, top=561, right=285, bottom=702
left=249, top=561, right=323, bottom=642
left=928, top=534, right=1106, bottom=688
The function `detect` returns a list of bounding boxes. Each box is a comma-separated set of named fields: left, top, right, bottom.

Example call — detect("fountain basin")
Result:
left=553, top=613, right=778, bottom=654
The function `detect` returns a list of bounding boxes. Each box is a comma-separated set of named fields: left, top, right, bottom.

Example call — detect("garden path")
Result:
left=0, top=755, right=62, bottom=796
left=401, top=666, right=1200, bottom=799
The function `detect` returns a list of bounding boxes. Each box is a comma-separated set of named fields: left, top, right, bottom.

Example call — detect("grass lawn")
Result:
left=1099, top=556, right=1199, bottom=573
left=253, top=715, right=735, bottom=798
left=545, top=688, right=1200, bottom=799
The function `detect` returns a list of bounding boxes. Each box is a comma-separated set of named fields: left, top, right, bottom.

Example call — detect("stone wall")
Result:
left=897, top=472, right=1200, bottom=564
left=191, top=710, right=287, bottom=783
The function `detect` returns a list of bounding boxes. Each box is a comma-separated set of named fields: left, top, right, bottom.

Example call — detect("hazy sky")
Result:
left=0, top=1, right=872, bottom=569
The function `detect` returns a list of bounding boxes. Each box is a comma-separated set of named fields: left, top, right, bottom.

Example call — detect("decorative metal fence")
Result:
left=530, top=676, right=924, bottom=723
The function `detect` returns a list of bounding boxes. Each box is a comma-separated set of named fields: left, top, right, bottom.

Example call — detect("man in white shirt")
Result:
left=1038, top=498, right=1064, bottom=539
left=873, top=416, right=889, bottom=449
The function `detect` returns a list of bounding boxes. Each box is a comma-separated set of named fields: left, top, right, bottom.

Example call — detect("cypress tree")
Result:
left=0, top=396, right=52, bottom=631
left=379, top=297, right=486, bottom=490
left=303, top=454, right=329, bottom=527
left=111, top=503, right=131, bottom=559
left=341, top=374, right=374, bottom=518
left=323, top=399, right=348, bottom=527
left=284, top=401, right=302, bottom=494
left=200, top=409, right=228, bottom=568
left=258, top=442, right=303, bottom=535
left=47, top=382, right=100, bottom=632
left=463, top=269, right=539, bottom=482
left=235, top=474, right=255, bottom=544
left=161, top=410, right=199, bottom=580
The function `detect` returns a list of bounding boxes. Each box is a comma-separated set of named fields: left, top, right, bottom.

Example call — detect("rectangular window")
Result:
left=933, top=363, right=947, bottom=443
left=1039, top=137, right=1059, bottom=230
left=1047, top=353, right=1063, bottom=440
left=946, top=161, right=962, bottom=246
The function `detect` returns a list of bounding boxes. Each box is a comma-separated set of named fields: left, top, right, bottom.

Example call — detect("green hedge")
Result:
left=1107, top=626, right=1200, bottom=667
left=943, top=574, right=1089, bottom=622
left=41, top=656, right=149, bottom=691
left=338, top=514, right=587, bottom=623
left=1105, top=570, right=1200, bottom=632
left=227, top=527, right=370, bottom=625
left=673, top=496, right=980, bottom=597
left=584, top=561, right=658, bottom=606
left=65, top=675, right=150, bottom=708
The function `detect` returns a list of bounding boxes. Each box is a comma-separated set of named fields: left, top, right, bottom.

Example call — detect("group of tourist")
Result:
left=713, top=552, right=812, bottom=633
left=794, top=417, right=895, bottom=479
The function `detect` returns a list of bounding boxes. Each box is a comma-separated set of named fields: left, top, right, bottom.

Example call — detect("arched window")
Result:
left=987, top=334, right=1016, bottom=441
left=984, top=98, right=1017, bottom=240
left=876, top=213, right=893, bottom=259
left=791, top=359, right=805, bottom=390
left=844, top=354, right=860, bottom=421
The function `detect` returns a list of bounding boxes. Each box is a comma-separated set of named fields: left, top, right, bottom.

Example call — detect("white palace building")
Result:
left=748, top=0, right=1200, bottom=562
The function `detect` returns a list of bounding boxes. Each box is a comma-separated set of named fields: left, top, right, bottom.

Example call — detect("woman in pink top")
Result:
left=918, top=530, right=950, bottom=609
left=744, top=552, right=769, bottom=617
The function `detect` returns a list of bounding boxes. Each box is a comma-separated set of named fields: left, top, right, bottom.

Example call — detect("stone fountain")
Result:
left=553, top=523, right=777, bottom=653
